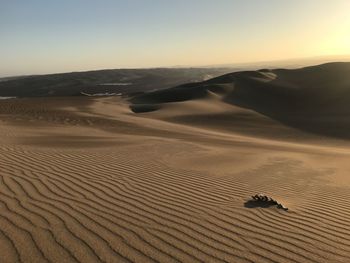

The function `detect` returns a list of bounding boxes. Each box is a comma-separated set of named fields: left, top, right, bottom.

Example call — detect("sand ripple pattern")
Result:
left=0, top=141, right=349, bottom=263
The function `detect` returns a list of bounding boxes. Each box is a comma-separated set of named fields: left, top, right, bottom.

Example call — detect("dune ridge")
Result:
left=131, top=62, right=350, bottom=138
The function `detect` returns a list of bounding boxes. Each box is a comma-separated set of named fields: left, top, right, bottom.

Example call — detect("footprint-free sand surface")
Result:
left=1, top=96, right=350, bottom=263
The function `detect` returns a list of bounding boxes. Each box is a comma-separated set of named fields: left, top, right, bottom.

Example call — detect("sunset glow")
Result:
left=1, top=0, right=349, bottom=76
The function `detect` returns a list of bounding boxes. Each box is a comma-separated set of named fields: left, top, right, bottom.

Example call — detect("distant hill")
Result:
left=130, top=62, right=350, bottom=138
left=0, top=68, right=234, bottom=97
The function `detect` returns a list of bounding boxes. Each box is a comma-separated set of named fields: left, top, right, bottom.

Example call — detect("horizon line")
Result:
left=1, top=53, right=350, bottom=78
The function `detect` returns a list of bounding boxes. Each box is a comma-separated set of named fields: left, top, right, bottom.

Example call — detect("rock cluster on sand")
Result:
left=251, top=194, right=288, bottom=211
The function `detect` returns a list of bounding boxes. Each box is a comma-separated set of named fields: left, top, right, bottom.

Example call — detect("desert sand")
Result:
left=0, top=92, right=350, bottom=263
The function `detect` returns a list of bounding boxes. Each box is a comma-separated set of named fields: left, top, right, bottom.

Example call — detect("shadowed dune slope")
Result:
left=130, top=62, right=350, bottom=138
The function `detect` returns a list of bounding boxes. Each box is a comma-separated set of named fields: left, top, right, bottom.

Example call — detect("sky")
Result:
left=1, top=0, right=350, bottom=76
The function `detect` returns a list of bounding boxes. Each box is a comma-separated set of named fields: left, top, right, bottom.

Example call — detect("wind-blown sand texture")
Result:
left=1, top=63, right=350, bottom=262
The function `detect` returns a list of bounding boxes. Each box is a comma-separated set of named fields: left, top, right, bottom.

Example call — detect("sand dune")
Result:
left=1, top=63, right=350, bottom=262
left=131, top=62, right=350, bottom=138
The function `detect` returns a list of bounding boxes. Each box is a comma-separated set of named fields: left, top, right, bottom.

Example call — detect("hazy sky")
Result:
left=1, top=0, right=349, bottom=76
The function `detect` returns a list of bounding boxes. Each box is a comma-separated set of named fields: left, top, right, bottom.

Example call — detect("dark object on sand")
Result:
left=251, top=194, right=288, bottom=211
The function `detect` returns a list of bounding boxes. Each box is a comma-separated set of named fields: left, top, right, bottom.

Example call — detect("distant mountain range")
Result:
left=0, top=68, right=234, bottom=97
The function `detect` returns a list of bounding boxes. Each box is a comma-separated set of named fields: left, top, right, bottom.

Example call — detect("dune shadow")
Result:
left=244, top=200, right=276, bottom=209
left=129, top=104, right=161, bottom=113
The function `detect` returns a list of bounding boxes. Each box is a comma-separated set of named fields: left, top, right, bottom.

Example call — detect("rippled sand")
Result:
left=0, top=97, right=349, bottom=263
